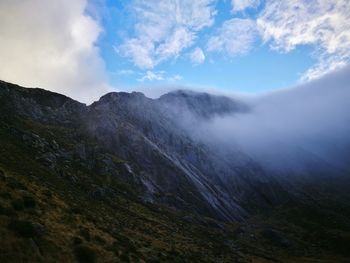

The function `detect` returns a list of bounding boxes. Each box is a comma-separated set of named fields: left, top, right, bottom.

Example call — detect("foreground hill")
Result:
left=0, top=80, right=350, bottom=262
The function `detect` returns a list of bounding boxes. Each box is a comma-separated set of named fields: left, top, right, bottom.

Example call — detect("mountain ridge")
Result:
left=1, top=80, right=350, bottom=262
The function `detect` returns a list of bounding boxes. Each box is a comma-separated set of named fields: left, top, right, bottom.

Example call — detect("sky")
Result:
left=0, top=0, right=349, bottom=103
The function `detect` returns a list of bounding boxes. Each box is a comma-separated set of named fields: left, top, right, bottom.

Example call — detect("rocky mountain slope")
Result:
left=1, top=80, right=350, bottom=262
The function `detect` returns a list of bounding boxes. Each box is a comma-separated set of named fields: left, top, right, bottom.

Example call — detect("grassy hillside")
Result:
left=1, top=82, right=350, bottom=262
left=0, top=113, right=247, bottom=262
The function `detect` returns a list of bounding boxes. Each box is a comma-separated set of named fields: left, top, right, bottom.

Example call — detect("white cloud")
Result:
left=190, top=47, right=206, bottom=64
left=0, top=0, right=112, bottom=103
left=137, top=71, right=165, bottom=82
left=137, top=71, right=183, bottom=82
left=156, top=27, right=196, bottom=61
left=300, top=53, right=348, bottom=82
left=167, top=74, right=183, bottom=82
left=257, top=0, right=350, bottom=81
left=117, top=0, right=216, bottom=69
left=207, top=18, right=257, bottom=57
left=116, top=69, right=136, bottom=76
left=231, top=0, right=260, bottom=12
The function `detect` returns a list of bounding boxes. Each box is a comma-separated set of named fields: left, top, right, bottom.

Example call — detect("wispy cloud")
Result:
left=137, top=71, right=165, bottom=82
left=231, top=0, right=260, bottom=13
left=257, top=0, right=350, bottom=81
left=167, top=74, right=183, bottom=82
left=189, top=47, right=206, bottom=64
left=137, top=70, right=183, bottom=82
left=207, top=18, right=257, bottom=57
left=116, top=0, right=216, bottom=69
left=116, top=69, right=136, bottom=76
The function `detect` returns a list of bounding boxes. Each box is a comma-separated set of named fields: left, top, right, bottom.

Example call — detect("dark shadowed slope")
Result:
left=1, top=79, right=350, bottom=262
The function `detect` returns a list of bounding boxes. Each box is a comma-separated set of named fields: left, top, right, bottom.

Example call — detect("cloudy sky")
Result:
left=0, top=0, right=349, bottom=102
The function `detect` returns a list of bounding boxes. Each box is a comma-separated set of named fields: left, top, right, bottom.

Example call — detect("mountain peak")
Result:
left=159, top=89, right=248, bottom=118
left=98, top=91, right=146, bottom=102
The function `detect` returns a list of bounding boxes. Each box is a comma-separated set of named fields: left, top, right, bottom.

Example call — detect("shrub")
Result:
left=11, top=199, right=24, bottom=211
left=79, top=227, right=91, bottom=241
left=23, top=196, right=36, bottom=208
left=0, top=204, right=4, bottom=214
left=8, top=220, right=44, bottom=238
left=115, top=234, right=136, bottom=252
left=94, top=235, right=105, bottom=244
left=0, top=169, right=5, bottom=180
left=74, top=245, right=97, bottom=263
left=72, top=236, right=83, bottom=245
left=119, top=252, right=130, bottom=262
left=0, top=192, right=12, bottom=199
left=8, top=220, right=36, bottom=238
left=70, top=206, right=82, bottom=214
left=2, top=206, right=16, bottom=216
left=42, top=189, right=52, bottom=198
left=6, top=178, right=27, bottom=190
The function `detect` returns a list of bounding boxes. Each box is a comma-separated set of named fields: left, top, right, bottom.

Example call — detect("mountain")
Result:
left=158, top=90, right=248, bottom=119
left=1, top=80, right=350, bottom=262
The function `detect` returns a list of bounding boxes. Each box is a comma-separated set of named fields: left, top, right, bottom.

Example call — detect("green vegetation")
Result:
left=8, top=220, right=38, bottom=238
left=74, top=245, right=97, bottom=263
left=0, top=116, right=245, bottom=262
left=0, top=82, right=350, bottom=262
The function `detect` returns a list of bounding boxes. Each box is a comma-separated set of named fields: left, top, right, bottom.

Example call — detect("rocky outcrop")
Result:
left=0, top=80, right=336, bottom=222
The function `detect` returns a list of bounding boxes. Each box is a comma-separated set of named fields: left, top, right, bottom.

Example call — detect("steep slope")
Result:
left=88, top=90, right=290, bottom=221
left=1, top=80, right=350, bottom=262
left=158, top=90, right=248, bottom=119
left=0, top=79, right=289, bottom=222
left=0, top=81, right=244, bottom=262
left=1, top=80, right=347, bottom=221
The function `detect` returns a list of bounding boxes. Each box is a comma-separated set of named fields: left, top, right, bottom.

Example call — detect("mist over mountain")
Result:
left=0, top=66, right=350, bottom=262
left=1, top=0, right=350, bottom=262
left=176, top=65, right=350, bottom=175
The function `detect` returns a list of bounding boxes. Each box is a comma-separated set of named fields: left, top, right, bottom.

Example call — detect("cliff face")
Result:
left=0, top=81, right=292, bottom=222
left=1, top=80, right=350, bottom=262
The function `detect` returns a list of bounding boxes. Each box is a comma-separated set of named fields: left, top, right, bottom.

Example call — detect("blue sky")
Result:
left=0, top=0, right=349, bottom=102
left=96, top=0, right=347, bottom=93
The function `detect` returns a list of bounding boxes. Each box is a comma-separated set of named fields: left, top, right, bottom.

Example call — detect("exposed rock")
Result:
left=0, top=79, right=348, bottom=224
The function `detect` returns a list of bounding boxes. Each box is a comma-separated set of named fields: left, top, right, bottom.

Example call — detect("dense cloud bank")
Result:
left=181, top=66, right=350, bottom=173
left=0, top=0, right=111, bottom=103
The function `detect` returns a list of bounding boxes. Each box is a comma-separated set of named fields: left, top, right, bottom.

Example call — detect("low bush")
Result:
left=23, top=196, right=36, bottom=208
left=79, top=227, right=91, bottom=241
left=11, top=199, right=24, bottom=211
left=72, top=236, right=83, bottom=245
left=74, top=244, right=96, bottom=263
left=8, top=220, right=36, bottom=238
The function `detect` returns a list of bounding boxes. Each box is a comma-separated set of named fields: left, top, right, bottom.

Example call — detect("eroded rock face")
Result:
left=0, top=80, right=323, bottom=222
left=87, top=89, right=291, bottom=221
